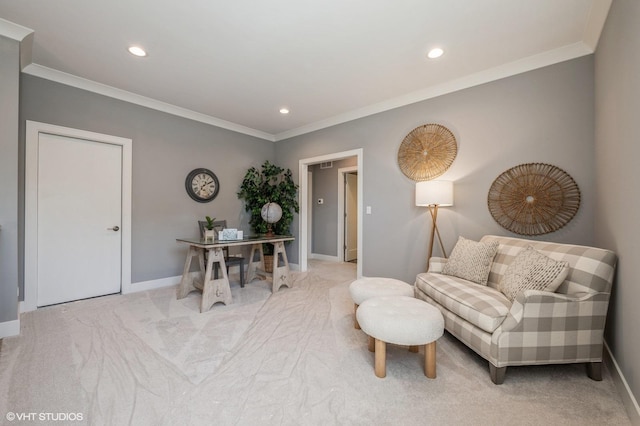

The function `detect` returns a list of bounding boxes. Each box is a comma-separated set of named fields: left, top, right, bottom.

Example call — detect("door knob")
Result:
left=108, top=226, right=120, bottom=232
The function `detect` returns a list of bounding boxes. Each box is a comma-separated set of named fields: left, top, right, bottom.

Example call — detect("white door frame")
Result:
left=307, top=171, right=313, bottom=257
left=299, top=148, right=363, bottom=278
left=337, top=166, right=358, bottom=262
left=24, top=121, right=132, bottom=312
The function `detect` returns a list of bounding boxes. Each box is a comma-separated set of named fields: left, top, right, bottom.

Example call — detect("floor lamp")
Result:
left=416, top=181, right=454, bottom=264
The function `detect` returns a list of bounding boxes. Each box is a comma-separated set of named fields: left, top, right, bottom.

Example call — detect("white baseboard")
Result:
left=19, top=264, right=271, bottom=307
left=309, top=253, right=340, bottom=262
left=604, top=341, right=640, bottom=425
left=126, top=275, right=182, bottom=293
left=127, top=264, right=248, bottom=294
left=0, top=319, right=20, bottom=338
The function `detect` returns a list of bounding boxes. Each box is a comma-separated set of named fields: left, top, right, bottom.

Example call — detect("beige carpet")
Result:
left=0, top=261, right=631, bottom=425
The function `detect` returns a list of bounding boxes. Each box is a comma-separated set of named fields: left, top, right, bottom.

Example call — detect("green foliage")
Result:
left=237, top=161, right=299, bottom=238
left=205, top=216, right=216, bottom=230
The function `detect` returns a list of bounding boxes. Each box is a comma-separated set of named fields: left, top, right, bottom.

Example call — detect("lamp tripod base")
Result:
left=427, top=205, right=448, bottom=267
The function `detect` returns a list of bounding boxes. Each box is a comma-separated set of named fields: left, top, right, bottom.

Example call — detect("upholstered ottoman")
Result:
left=356, top=296, right=444, bottom=379
left=349, top=277, right=414, bottom=329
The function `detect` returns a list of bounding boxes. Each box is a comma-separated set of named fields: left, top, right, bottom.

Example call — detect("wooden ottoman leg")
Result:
left=368, top=335, right=375, bottom=352
left=354, top=303, right=360, bottom=329
left=424, top=341, right=437, bottom=379
left=409, top=345, right=419, bottom=353
left=374, top=339, right=386, bottom=378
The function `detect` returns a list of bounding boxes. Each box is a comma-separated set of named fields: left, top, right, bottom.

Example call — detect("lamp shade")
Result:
left=416, top=181, right=454, bottom=206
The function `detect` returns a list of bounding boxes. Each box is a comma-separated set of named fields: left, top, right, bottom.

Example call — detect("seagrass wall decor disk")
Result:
left=398, top=124, right=457, bottom=181
left=487, top=163, right=581, bottom=236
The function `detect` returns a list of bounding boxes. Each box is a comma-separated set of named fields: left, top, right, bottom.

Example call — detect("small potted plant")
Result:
left=204, top=216, right=216, bottom=242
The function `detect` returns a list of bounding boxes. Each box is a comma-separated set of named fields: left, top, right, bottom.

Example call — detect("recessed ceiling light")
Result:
left=427, top=48, right=444, bottom=59
left=128, top=46, right=147, bottom=57
left=279, top=108, right=290, bottom=114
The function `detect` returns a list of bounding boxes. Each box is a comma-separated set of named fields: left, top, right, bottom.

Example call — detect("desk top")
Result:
left=177, top=235, right=294, bottom=248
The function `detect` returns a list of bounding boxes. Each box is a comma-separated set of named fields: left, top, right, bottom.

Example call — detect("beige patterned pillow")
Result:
left=442, top=236, right=499, bottom=285
left=498, top=246, right=569, bottom=301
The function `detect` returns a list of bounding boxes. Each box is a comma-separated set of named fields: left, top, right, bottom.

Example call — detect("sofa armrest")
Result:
left=498, top=289, right=610, bottom=334
left=428, top=257, right=447, bottom=273
left=490, top=289, right=612, bottom=366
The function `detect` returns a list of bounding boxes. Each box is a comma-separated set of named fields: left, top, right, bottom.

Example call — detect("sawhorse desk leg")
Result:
left=246, top=241, right=291, bottom=292
left=176, top=245, right=232, bottom=312
left=271, top=241, right=291, bottom=292
left=246, top=243, right=265, bottom=283
left=176, top=246, right=204, bottom=299
left=200, top=247, right=232, bottom=312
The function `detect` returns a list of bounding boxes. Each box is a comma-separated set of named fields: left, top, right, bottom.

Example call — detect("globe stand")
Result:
left=265, top=223, right=275, bottom=237
left=261, top=202, right=282, bottom=238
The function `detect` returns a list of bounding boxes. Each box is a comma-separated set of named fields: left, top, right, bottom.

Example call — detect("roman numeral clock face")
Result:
left=185, top=168, right=220, bottom=202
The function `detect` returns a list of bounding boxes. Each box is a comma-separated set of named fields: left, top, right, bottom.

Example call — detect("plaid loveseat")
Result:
left=414, top=235, right=617, bottom=384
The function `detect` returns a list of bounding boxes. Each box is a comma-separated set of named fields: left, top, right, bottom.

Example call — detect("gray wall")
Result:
left=594, top=0, right=640, bottom=417
left=311, top=157, right=357, bottom=256
left=19, top=75, right=275, bottom=289
left=0, top=36, right=20, bottom=323
left=276, top=56, right=595, bottom=285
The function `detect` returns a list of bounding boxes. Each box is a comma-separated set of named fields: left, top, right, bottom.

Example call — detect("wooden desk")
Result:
left=176, top=235, right=295, bottom=312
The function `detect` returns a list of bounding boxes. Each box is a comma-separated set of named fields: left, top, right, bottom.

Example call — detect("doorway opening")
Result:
left=298, top=149, right=363, bottom=278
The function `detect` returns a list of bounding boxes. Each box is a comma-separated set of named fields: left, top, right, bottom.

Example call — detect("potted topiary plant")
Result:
left=237, top=161, right=299, bottom=270
left=203, top=215, right=216, bottom=242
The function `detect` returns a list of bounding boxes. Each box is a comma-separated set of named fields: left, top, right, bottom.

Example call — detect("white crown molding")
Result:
left=13, top=3, right=608, bottom=145
left=22, top=64, right=276, bottom=142
left=274, top=42, right=593, bottom=141
left=0, top=18, right=33, bottom=42
left=22, top=40, right=597, bottom=144
left=583, top=0, right=613, bottom=51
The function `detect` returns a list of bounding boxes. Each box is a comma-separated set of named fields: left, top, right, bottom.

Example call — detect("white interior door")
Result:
left=37, top=133, right=122, bottom=307
left=345, top=173, right=358, bottom=262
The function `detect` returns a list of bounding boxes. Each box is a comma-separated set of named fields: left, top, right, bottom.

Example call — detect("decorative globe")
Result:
left=261, top=202, right=283, bottom=224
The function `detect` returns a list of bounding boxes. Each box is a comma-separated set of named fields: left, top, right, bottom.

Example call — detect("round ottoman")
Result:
left=356, top=296, right=444, bottom=379
left=349, top=277, right=414, bottom=329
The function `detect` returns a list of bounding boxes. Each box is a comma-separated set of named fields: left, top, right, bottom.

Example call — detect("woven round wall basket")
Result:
left=487, top=163, right=581, bottom=236
left=398, top=124, right=457, bottom=181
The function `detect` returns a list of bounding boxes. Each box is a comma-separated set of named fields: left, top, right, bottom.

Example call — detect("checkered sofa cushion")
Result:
left=414, top=235, right=617, bottom=371
left=428, top=257, right=447, bottom=273
left=415, top=272, right=511, bottom=333
left=482, top=235, right=616, bottom=295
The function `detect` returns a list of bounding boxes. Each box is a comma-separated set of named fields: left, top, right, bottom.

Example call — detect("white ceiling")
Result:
left=0, top=0, right=611, bottom=141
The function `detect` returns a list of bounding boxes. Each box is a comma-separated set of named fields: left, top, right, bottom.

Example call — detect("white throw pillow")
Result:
left=498, top=246, right=569, bottom=302
left=442, top=236, right=499, bottom=286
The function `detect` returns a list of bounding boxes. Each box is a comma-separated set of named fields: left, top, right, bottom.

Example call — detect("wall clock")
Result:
left=185, top=168, right=220, bottom=203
